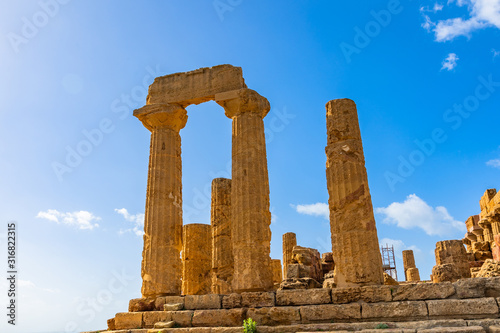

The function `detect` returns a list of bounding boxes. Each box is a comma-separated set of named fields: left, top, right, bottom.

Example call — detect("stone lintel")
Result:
left=147, top=65, right=247, bottom=107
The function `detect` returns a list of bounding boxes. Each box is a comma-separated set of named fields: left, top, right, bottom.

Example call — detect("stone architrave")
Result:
left=215, top=88, right=274, bottom=292
left=182, top=224, right=212, bottom=295
left=211, top=178, right=234, bottom=294
left=325, top=99, right=384, bottom=287
left=282, top=232, right=297, bottom=279
left=134, top=103, right=187, bottom=297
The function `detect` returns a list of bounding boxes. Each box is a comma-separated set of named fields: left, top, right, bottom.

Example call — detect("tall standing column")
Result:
left=325, top=99, right=384, bottom=287
left=211, top=178, right=234, bottom=294
left=216, top=88, right=273, bottom=292
left=182, top=224, right=212, bottom=295
left=282, top=232, right=297, bottom=279
left=134, top=104, right=188, bottom=297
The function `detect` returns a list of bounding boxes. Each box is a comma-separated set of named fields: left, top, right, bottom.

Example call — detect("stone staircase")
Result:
left=95, top=277, right=500, bottom=333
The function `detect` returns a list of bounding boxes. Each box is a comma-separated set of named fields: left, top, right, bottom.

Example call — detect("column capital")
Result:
left=215, top=88, right=270, bottom=119
left=134, top=103, right=188, bottom=132
left=479, top=218, right=493, bottom=229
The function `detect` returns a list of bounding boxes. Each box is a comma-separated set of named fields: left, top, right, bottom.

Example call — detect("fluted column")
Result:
left=325, top=99, right=384, bottom=287
left=211, top=178, right=234, bottom=294
left=182, top=224, right=212, bottom=295
left=134, top=103, right=187, bottom=297
left=216, top=88, right=273, bottom=292
left=402, top=250, right=420, bottom=282
left=282, top=232, right=297, bottom=279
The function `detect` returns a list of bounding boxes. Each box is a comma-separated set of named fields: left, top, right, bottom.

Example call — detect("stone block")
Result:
left=154, top=321, right=175, bottom=329
left=361, top=301, right=427, bottom=320
left=107, top=318, right=115, bottom=330
left=276, top=289, right=331, bottom=306
left=427, top=298, right=499, bottom=318
left=222, top=294, right=242, bottom=309
left=331, top=287, right=362, bottom=304
left=418, top=327, right=486, bottom=332
left=392, top=282, right=455, bottom=301
left=331, top=285, right=392, bottom=303
left=143, top=311, right=172, bottom=328
left=114, top=312, right=144, bottom=330
left=167, top=310, right=194, bottom=327
left=129, top=297, right=156, bottom=312
left=192, top=309, right=245, bottom=327
left=300, top=303, right=361, bottom=323
left=247, top=307, right=301, bottom=326
left=467, top=319, right=500, bottom=331
left=454, top=278, right=486, bottom=298
left=156, top=296, right=184, bottom=310
left=185, top=294, right=222, bottom=310
left=241, top=292, right=275, bottom=307
left=164, top=303, right=184, bottom=311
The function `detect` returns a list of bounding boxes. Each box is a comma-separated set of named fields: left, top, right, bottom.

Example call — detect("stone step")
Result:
left=102, top=319, right=500, bottom=333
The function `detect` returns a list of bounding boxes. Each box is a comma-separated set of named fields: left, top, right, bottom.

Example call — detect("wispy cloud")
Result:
left=493, top=48, right=500, bottom=59
left=487, top=159, right=500, bottom=169
left=115, top=208, right=144, bottom=236
left=421, top=0, right=500, bottom=42
left=375, top=194, right=465, bottom=236
left=36, top=209, right=100, bottom=230
left=441, top=53, right=459, bottom=70
left=292, top=203, right=329, bottom=220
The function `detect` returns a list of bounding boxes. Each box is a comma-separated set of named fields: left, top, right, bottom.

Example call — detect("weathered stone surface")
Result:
left=182, top=224, right=212, bottom=295
left=432, top=240, right=471, bottom=283
left=287, top=246, right=322, bottom=282
left=418, top=327, right=485, bottom=333
left=300, top=303, right=361, bottom=323
left=167, top=310, right=194, bottom=327
left=279, top=278, right=322, bottom=290
left=432, top=263, right=468, bottom=284
left=148, top=65, right=247, bottom=107
left=192, top=309, right=245, bottom=327
left=323, top=278, right=336, bottom=289
left=407, top=268, right=420, bottom=282
left=392, top=282, right=455, bottom=301
left=276, top=289, right=331, bottom=306
left=384, top=273, right=399, bottom=285
left=467, top=319, right=500, bottom=331
left=185, top=294, right=222, bottom=310
left=271, top=259, right=283, bottom=286
left=283, top=233, right=297, bottom=280
left=248, top=307, right=301, bottom=326
left=216, top=88, right=273, bottom=293
left=361, top=301, right=427, bottom=320
left=485, top=277, right=500, bottom=297
left=107, top=318, right=115, bottom=330
left=454, top=278, right=486, bottom=298
left=476, top=259, right=500, bottom=277
left=427, top=298, right=499, bottom=318
left=143, top=311, right=172, bottom=328
left=211, top=178, right=233, bottom=295
left=114, top=312, right=144, bottom=330
left=222, top=293, right=242, bottom=309
left=164, top=303, right=184, bottom=311
left=241, top=292, right=275, bottom=307
left=134, top=104, right=188, bottom=297
left=331, top=285, right=392, bottom=304
left=321, top=252, right=335, bottom=276
left=325, top=99, right=384, bottom=287
left=403, top=250, right=417, bottom=282
left=129, top=297, right=156, bottom=312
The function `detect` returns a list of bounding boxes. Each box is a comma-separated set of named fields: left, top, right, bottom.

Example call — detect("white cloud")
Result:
left=115, top=208, right=144, bottom=236
left=422, top=0, right=500, bottom=41
left=375, top=194, right=465, bottom=236
left=292, top=203, right=329, bottom=220
left=441, top=53, right=459, bottom=70
left=487, top=159, right=500, bottom=168
left=379, top=238, right=421, bottom=259
left=36, top=209, right=100, bottom=230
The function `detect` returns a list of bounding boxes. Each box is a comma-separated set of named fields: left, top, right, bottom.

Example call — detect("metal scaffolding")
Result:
left=381, top=244, right=397, bottom=280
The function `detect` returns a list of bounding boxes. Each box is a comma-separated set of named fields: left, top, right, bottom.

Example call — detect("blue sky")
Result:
left=1, top=1, right=499, bottom=332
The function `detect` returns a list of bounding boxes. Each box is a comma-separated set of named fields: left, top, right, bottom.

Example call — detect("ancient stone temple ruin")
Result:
left=99, top=65, right=500, bottom=333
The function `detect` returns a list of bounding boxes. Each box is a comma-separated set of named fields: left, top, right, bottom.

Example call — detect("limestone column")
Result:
left=182, top=224, right=212, bottom=295
left=402, top=250, right=420, bottom=282
left=134, top=103, right=187, bottom=297
left=325, top=99, right=384, bottom=287
left=211, top=178, right=234, bottom=294
left=216, top=88, right=273, bottom=292
left=282, top=232, right=297, bottom=279
left=271, top=259, right=283, bottom=285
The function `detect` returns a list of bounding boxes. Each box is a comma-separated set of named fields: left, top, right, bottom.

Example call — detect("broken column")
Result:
left=182, top=224, right=212, bottom=295
left=431, top=240, right=471, bottom=283
left=216, top=88, right=273, bottom=292
left=134, top=104, right=187, bottom=297
left=286, top=246, right=323, bottom=282
left=282, top=232, right=297, bottom=279
left=210, top=178, right=234, bottom=294
left=325, top=99, right=384, bottom=287
left=402, top=250, right=420, bottom=282
left=271, top=259, right=283, bottom=286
